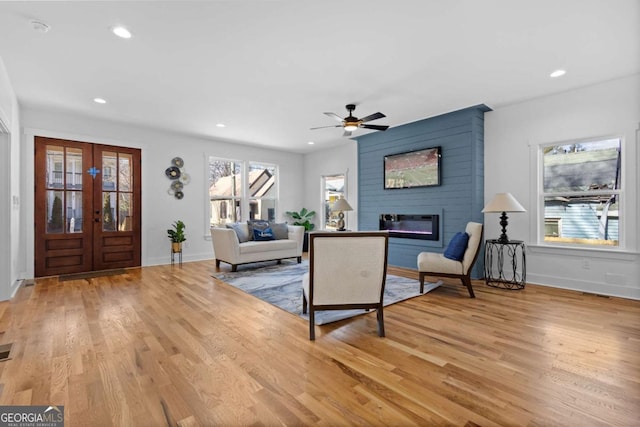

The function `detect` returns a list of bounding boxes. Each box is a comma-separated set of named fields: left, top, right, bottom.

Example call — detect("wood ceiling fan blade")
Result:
left=310, top=125, right=342, bottom=130
left=360, top=112, right=385, bottom=123
left=361, top=124, right=389, bottom=131
left=324, top=112, right=345, bottom=122
left=342, top=130, right=353, bottom=137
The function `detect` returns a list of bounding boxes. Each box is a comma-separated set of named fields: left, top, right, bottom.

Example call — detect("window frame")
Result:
left=320, top=173, right=347, bottom=231
left=536, top=136, right=624, bottom=249
left=207, top=156, right=244, bottom=228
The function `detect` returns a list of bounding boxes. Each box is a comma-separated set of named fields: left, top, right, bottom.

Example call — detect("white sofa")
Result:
left=211, top=224, right=305, bottom=272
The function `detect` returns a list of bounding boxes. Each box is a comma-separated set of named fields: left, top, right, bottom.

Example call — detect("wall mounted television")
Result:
left=384, top=146, right=441, bottom=189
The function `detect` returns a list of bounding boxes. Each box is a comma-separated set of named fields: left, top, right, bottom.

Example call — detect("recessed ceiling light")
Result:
left=94, top=98, right=107, bottom=104
left=30, top=20, right=50, bottom=33
left=307, top=141, right=315, bottom=145
left=112, top=26, right=132, bottom=39
left=216, top=123, right=226, bottom=128
left=550, top=69, right=566, bottom=78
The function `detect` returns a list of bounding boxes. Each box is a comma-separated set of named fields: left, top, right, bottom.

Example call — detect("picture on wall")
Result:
left=384, top=146, right=441, bottom=189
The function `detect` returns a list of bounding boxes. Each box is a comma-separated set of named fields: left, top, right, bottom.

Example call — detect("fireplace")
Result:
left=379, top=214, right=439, bottom=241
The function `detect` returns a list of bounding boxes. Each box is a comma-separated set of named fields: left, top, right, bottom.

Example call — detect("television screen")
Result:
left=384, top=146, right=441, bottom=189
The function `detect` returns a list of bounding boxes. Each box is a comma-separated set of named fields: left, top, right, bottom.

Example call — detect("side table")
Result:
left=484, top=239, right=526, bottom=290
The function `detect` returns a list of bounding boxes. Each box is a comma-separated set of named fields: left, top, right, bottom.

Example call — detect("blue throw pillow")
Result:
left=253, top=227, right=275, bottom=241
left=444, top=232, right=469, bottom=261
left=247, top=220, right=270, bottom=241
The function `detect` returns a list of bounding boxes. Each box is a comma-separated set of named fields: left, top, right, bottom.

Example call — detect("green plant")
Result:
left=285, top=208, right=316, bottom=231
left=167, top=220, right=187, bottom=243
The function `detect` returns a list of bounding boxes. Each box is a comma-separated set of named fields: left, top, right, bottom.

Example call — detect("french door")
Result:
left=34, top=137, right=141, bottom=277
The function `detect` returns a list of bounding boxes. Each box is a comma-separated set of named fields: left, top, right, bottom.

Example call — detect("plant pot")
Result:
left=303, top=232, right=309, bottom=253
left=171, top=242, right=182, bottom=253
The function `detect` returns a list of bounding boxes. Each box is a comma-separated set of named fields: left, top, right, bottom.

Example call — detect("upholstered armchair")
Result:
left=302, top=231, right=389, bottom=340
left=417, top=222, right=483, bottom=298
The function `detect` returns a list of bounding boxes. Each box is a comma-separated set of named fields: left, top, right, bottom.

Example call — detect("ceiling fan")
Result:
left=311, top=104, right=390, bottom=137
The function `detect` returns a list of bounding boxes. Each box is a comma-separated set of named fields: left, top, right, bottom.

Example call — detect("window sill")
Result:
left=527, top=243, right=639, bottom=260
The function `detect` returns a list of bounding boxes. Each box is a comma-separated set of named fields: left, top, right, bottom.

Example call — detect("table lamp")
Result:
left=332, top=197, right=353, bottom=231
left=482, top=192, right=526, bottom=243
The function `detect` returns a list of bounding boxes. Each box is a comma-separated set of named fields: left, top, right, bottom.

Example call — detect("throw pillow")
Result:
left=247, top=220, right=270, bottom=241
left=226, top=223, right=250, bottom=243
left=444, top=232, right=469, bottom=261
left=269, top=222, right=289, bottom=240
left=253, top=227, right=275, bottom=241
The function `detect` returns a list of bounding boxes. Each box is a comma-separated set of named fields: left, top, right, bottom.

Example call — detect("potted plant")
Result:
left=285, top=208, right=316, bottom=252
left=167, top=220, right=186, bottom=253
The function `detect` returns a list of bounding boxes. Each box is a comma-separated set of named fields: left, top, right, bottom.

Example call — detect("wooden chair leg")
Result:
left=309, top=309, right=316, bottom=340
left=419, top=272, right=425, bottom=293
left=462, top=276, right=475, bottom=298
left=297, top=256, right=302, bottom=263
left=215, top=259, right=221, bottom=267
left=231, top=264, right=238, bottom=272
left=376, top=306, right=385, bottom=337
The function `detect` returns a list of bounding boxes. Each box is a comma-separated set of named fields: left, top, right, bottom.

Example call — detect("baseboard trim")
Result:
left=527, top=273, right=640, bottom=300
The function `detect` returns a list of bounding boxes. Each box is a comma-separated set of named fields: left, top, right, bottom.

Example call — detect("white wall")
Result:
left=19, top=108, right=305, bottom=279
left=6, top=65, right=638, bottom=301
left=485, top=74, right=640, bottom=299
left=303, top=141, right=358, bottom=231
left=0, top=58, right=22, bottom=300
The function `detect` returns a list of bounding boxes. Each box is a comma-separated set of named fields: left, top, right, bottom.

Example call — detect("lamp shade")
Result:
left=332, top=197, right=353, bottom=212
left=482, top=193, right=526, bottom=213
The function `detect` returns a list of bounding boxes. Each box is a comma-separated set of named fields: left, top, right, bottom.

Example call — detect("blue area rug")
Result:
left=212, top=260, right=441, bottom=325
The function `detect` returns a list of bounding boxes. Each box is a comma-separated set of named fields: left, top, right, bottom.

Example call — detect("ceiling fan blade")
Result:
left=342, top=130, right=353, bottom=137
left=361, top=124, right=389, bottom=131
left=359, top=112, right=385, bottom=123
left=324, top=112, right=344, bottom=122
left=310, top=125, right=342, bottom=130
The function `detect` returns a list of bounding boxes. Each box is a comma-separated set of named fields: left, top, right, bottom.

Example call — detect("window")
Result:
left=248, top=162, right=277, bottom=221
left=208, top=157, right=278, bottom=227
left=541, top=138, right=621, bottom=246
left=209, top=158, right=242, bottom=226
left=321, top=174, right=345, bottom=230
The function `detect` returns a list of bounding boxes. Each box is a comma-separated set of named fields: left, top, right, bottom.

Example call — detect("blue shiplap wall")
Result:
left=356, top=105, right=490, bottom=277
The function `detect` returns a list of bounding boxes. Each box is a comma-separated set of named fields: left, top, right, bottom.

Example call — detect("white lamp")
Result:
left=482, top=193, right=526, bottom=243
left=332, top=197, right=353, bottom=231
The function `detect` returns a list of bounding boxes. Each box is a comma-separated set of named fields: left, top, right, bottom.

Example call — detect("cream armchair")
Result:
left=302, top=231, right=389, bottom=340
left=417, top=222, right=483, bottom=298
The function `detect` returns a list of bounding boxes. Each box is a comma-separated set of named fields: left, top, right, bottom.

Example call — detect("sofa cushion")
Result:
left=418, top=251, right=464, bottom=275
left=239, top=239, right=297, bottom=254
left=253, top=227, right=275, bottom=241
left=247, top=220, right=270, bottom=240
left=444, top=232, right=469, bottom=261
left=226, top=222, right=250, bottom=243
left=269, top=222, right=289, bottom=240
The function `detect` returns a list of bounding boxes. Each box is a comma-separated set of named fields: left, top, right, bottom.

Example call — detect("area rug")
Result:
left=212, top=260, right=441, bottom=325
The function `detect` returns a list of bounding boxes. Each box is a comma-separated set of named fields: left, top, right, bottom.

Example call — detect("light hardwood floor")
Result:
left=0, top=260, right=638, bottom=426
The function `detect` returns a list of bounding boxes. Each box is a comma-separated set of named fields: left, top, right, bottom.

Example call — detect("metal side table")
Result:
left=484, top=239, right=526, bottom=290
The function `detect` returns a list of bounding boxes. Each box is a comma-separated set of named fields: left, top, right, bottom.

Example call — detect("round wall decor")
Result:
left=165, top=157, right=189, bottom=199
left=165, top=166, right=181, bottom=179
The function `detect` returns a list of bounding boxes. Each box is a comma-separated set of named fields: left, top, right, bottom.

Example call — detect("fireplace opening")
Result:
left=379, top=214, right=439, bottom=241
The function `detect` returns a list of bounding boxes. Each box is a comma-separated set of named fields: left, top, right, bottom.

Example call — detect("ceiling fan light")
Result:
left=344, top=123, right=358, bottom=131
